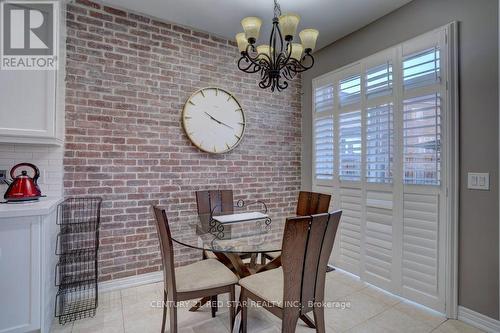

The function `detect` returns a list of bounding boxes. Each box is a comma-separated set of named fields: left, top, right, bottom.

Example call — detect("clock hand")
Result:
left=204, top=112, right=234, bottom=130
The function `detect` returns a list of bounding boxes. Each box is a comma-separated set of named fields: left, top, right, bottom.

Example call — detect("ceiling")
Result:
left=104, top=0, right=413, bottom=50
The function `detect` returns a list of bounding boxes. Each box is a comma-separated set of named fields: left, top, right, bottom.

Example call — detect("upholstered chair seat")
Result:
left=239, top=267, right=284, bottom=307
left=175, top=259, right=239, bottom=293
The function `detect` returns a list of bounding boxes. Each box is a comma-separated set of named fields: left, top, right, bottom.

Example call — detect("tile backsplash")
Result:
left=0, top=144, right=63, bottom=198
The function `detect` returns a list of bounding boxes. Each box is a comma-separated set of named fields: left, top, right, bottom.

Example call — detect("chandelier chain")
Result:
left=273, top=0, right=281, bottom=18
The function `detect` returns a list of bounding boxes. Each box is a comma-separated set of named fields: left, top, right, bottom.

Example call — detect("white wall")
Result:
left=0, top=144, right=64, bottom=198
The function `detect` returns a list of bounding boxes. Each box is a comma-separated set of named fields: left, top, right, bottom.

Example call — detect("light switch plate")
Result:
left=467, top=172, right=490, bottom=190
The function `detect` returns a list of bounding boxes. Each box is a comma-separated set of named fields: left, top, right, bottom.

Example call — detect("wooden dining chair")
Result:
left=195, top=190, right=255, bottom=264
left=196, top=190, right=234, bottom=216
left=239, top=211, right=342, bottom=333
left=263, top=191, right=332, bottom=262
left=152, top=206, right=238, bottom=333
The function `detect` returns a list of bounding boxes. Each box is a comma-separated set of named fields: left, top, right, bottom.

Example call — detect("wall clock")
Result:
left=182, top=87, right=246, bottom=154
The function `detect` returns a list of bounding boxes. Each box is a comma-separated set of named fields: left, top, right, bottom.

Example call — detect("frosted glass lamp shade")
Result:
left=241, top=17, right=262, bottom=43
left=236, top=33, right=249, bottom=53
left=288, top=43, right=304, bottom=60
left=299, top=29, right=319, bottom=52
left=279, top=13, right=300, bottom=40
left=256, top=45, right=272, bottom=59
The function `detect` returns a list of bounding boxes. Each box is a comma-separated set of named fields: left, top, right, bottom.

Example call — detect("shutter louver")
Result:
left=315, top=84, right=334, bottom=113
left=339, top=75, right=361, bottom=106
left=366, top=104, right=393, bottom=183
left=402, top=193, right=439, bottom=298
left=338, top=188, right=363, bottom=273
left=339, top=111, right=362, bottom=181
left=403, top=94, right=441, bottom=185
left=365, top=190, right=393, bottom=285
left=403, top=47, right=440, bottom=90
left=314, top=117, right=334, bottom=180
left=366, top=62, right=393, bottom=99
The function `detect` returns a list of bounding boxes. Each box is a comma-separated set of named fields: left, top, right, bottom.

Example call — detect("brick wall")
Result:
left=64, top=0, right=302, bottom=281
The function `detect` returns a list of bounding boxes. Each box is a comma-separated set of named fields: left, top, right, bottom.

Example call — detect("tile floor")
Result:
left=51, top=270, right=484, bottom=333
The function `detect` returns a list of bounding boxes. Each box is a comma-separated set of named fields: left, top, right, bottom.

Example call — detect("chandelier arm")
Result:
left=269, top=21, right=278, bottom=65
left=274, top=23, right=285, bottom=64
left=281, top=65, right=295, bottom=81
left=287, top=54, right=315, bottom=73
left=276, top=45, right=292, bottom=73
left=237, top=56, right=261, bottom=73
left=277, top=77, right=288, bottom=91
left=259, top=74, right=272, bottom=89
left=243, top=44, right=269, bottom=67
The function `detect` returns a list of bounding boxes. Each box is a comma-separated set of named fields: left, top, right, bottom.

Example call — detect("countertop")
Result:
left=0, top=197, right=63, bottom=218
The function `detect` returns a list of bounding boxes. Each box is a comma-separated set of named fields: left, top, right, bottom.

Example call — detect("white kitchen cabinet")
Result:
left=0, top=70, right=62, bottom=145
left=0, top=1, right=65, bottom=146
left=0, top=198, right=62, bottom=333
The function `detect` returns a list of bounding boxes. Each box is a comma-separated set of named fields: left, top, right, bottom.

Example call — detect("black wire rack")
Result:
left=54, top=197, right=102, bottom=325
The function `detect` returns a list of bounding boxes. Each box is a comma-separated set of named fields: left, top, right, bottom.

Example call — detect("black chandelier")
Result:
left=235, top=0, right=319, bottom=92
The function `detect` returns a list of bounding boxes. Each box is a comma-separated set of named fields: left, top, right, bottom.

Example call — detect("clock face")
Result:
left=182, top=88, right=246, bottom=154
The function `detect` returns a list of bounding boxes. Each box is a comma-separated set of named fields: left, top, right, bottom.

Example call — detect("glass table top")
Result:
left=170, top=212, right=285, bottom=254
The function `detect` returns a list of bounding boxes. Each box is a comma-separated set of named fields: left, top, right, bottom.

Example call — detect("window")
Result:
left=314, top=117, right=334, bottom=180
left=366, top=104, right=393, bottom=183
left=339, top=111, right=362, bottom=181
left=366, top=62, right=393, bottom=99
left=403, top=94, right=441, bottom=185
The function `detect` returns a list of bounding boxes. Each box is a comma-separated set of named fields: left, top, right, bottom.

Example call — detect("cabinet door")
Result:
left=0, top=70, right=56, bottom=140
left=0, top=217, right=41, bottom=333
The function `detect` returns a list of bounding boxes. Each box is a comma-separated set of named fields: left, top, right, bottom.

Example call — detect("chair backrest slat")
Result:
left=152, top=206, right=177, bottom=298
left=296, top=191, right=331, bottom=216
left=196, top=190, right=234, bottom=215
left=281, top=211, right=342, bottom=313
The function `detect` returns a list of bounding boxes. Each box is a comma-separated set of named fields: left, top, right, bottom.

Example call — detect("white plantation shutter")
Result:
left=313, top=26, right=451, bottom=313
left=339, top=111, right=362, bottom=181
left=366, top=104, right=393, bottom=183
left=403, top=94, right=441, bottom=185
left=314, top=117, right=334, bottom=180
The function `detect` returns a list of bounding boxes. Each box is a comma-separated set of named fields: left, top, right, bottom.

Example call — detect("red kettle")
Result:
left=4, top=163, right=42, bottom=202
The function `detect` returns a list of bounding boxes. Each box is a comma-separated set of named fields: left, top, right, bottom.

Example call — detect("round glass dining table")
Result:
left=170, top=212, right=285, bottom=278
left=169, top=211, right=318, bottom=329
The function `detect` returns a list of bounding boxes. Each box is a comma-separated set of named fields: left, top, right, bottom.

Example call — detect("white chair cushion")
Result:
left=175, top=259, right=238, bottom=293
left=238, top=268, right=284, bottom=307
left=265, top=251, right=281, bottom=259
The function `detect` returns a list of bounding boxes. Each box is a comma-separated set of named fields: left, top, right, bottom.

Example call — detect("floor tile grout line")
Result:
left=120, top=290, right=126, bottom=333
left=330, top=285, right=397, bottom=332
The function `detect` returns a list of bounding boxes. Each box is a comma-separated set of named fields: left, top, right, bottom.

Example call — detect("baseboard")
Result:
left=98, top=271, right=163, bottom=294
left=458, top=306, right=500, bottom=333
